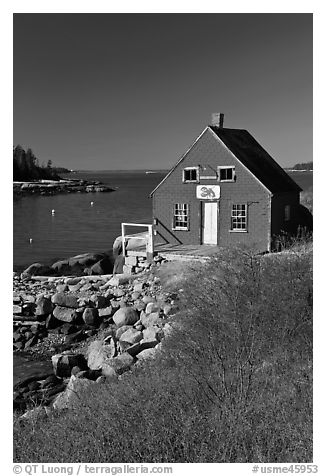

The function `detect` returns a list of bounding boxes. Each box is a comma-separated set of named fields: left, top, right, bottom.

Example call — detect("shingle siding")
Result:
left=152, top=128, right=273, bottom=252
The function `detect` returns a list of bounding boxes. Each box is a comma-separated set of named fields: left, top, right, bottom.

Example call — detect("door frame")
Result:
left=201, top=200, right=220, bottom=245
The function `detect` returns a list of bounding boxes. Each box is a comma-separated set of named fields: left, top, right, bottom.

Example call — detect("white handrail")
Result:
left=121, top=223, right=154, bottom=258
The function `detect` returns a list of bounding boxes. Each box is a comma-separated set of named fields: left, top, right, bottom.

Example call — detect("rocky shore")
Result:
left=13, top=178, right=115, bottom=196
left=13, top=253, right=180, bottom=418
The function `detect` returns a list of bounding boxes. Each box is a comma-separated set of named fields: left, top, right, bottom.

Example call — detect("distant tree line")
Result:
left=13, top=145, right=70, bottom=181
left=292, top=161, right=313, bottom=171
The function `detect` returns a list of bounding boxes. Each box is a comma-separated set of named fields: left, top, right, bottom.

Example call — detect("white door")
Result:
left=203, top=202, right=218, bottom=244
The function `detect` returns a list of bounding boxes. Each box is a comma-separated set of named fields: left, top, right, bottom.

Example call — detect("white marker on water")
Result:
left=51, top=209, right=55, bottom=215
left=90, top=201, right=94, bottom=206
left=29, top=238, right=33, bottom=244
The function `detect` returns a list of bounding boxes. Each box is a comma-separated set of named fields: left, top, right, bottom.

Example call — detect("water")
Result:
left=13, top=171, right=166, bottom=271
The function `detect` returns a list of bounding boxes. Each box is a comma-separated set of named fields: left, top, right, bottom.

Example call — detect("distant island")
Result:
left=13, top=145, right=114, bottom=196
left=285, top=161, right=313, bottom=172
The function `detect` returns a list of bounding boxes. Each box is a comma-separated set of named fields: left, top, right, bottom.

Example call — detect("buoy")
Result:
left=51, top=209, right=55, bottom=215
left=29, top=238, right=33, bottom=244
left=90, top=201, right=94, bottom=206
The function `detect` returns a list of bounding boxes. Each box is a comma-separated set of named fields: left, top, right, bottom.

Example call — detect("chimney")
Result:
left=211, top=112, right=224, bottom=128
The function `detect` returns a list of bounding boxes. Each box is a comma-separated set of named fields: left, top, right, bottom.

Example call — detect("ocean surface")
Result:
left=13, top=170, right=312, bottom=271
left=13, top=171, right=166, bottom=271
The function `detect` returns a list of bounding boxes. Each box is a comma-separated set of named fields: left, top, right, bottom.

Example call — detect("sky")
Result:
left=13, top=13, right=312, bottom=170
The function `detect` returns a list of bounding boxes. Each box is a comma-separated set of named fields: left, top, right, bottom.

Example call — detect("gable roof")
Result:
left=151, top=126, right=302, bottom=196
left=209, top=126, right=302, bottom=193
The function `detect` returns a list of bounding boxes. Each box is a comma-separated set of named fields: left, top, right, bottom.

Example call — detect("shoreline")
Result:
left=13, top=178, right=116, bottom=197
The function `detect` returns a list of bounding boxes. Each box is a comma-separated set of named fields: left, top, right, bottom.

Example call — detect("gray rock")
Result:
left=112, top=307, right=139, bottom=328
left=13, top=305, right=22, bottom=315
left=125, top=342, right=142, bottom=357
left=21, top=263, right=54, bottom=277
left=87, top=339, right=117, bottom=370
left=133, top=300, right=146, bottom=312
left=98, top=306, right=113, bottom=318
left=56, top=284, right=68, bottom=293
left=53, top=306, right=78, bottom=323
left=82, top=307, right=99, bottom=326
left=136, top=348, right=157, bottom=361
left=115, top=325, right=133, bottom=340
left=51, top=293, right=79, bottom=308
left=119, top=328, right=143, bottom=345
left=90, top=294, right=108, bottom=308
left=68, top=283, right=83, bottom=293
left=104, top=353, right=134, bottom=375
left=142, top=295, right=155, bottom=304
left=133, top=282, right=144, bottom=293
left=145, top=301, right=161, bottom=314
left=140, top=311, right=162, bottom=328
left=108, top=274, right=130, bottom=287
left=52, top=375, right=95, bottom=411
left=35, top=295, right=53, bottom=315
left=52, top=353, right=87, bottom=378
left=90, top=257, right=113, bottom=275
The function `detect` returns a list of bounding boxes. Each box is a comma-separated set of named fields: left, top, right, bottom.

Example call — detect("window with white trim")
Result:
left=173, top=203, right=189, bottom=230
left=231, top=204, right=247, bottom=231
left=284, top=205, right=291, bottom=221
left=183, top=167, right=199, bottom=183
left=218, top=166, right=235, bottom=182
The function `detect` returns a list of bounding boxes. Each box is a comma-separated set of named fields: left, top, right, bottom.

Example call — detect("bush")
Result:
left=14, top=247, right=313, bottom=463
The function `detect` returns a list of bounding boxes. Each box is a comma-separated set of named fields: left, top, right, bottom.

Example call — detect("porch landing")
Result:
left=127, top=243, right=223, bottom=262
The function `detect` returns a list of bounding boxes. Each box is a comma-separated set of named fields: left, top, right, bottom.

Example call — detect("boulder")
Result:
left=90, top=257, right=113, bottom=275
left=35, top=295, right=53, bottom=315
left=56, top=284, right=68, bottom=293
left=108, top=274, right=130, bottom=287
left=112, top=236, right=142, bottom=258
left=51, top=259, right=71, bottom=275
left=119, top=328, right=143, bottom=345
left=140, top=311, right=162, bottom=328
left=98, top=306, right=113, bottom=318
left=53, top=306, right=79, bottom=323
left=68, top=252, right=105, bottom=268
left=68, top=283, right=83, bottom=293
left=52, top=353, right=87, bottom=378
left=115, top=325, right=133, bottom=340
left=136, top=348, right=157, bottom=361
left=113, top=307, right=139, bottom=328
left=82, top=307, right=99, bottom=326
left=52, top=375, right=95, bottom=411
left=86, top=339, right=117, bottom=370
left=45, top=313, right=62, bottom=329
left=113, top=255, right=125, bottom=274
left=145, top=301, right=161, bottom=315
left=90, top=294, right=108, bottom=308
left=51, top=293, right=79, bottom=308
left=104, top=353, right=134, bottom=375
left=21, top=263, right=54, bottom=277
